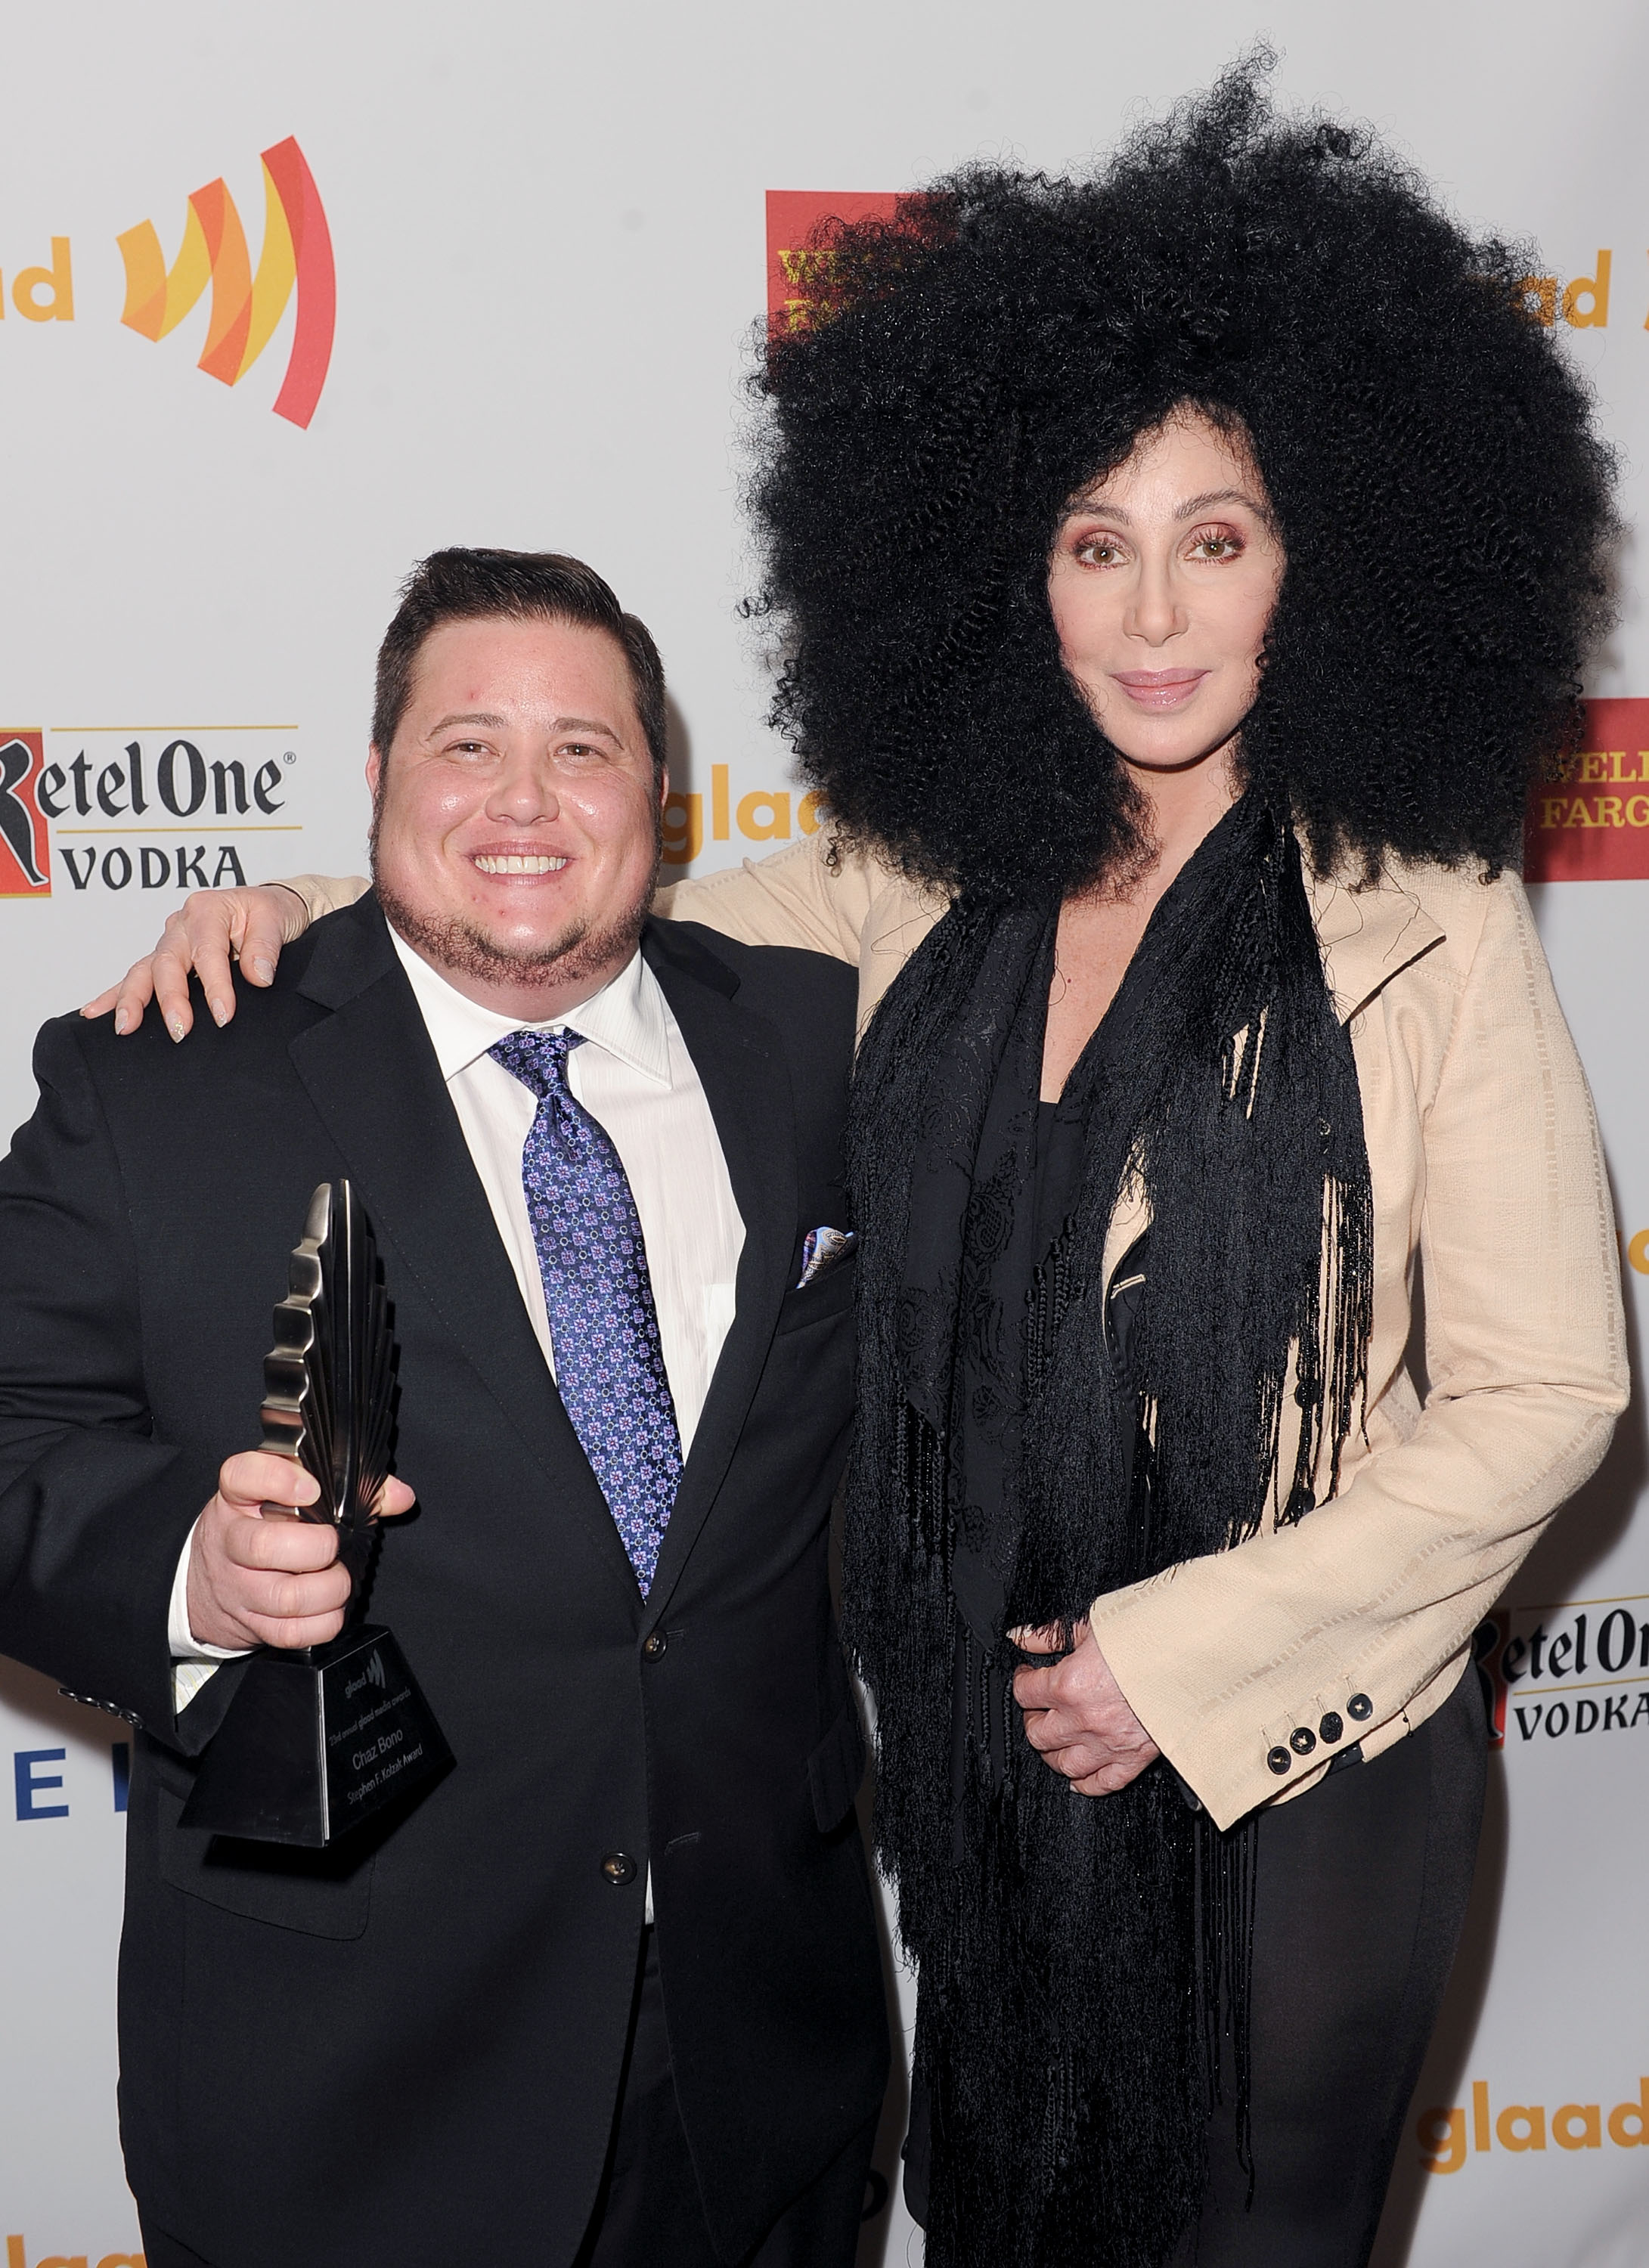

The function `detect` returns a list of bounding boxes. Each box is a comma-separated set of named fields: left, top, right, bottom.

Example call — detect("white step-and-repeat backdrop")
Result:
left=0, top=5, right=1645, bottom=2263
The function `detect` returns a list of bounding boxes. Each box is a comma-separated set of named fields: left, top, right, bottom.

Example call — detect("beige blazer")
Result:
left=290, top=835, right=1627, bottom=1831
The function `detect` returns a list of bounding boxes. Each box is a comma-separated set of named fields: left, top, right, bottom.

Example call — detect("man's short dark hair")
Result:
left=373, top=548, right=668, bottom=778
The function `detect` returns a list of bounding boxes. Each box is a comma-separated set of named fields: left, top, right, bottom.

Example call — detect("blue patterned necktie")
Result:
left=490, top=1027, right=682, bottom=1594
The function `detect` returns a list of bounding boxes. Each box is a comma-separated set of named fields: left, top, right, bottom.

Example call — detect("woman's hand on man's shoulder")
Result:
left=79, top=882, right=314, bottom=1040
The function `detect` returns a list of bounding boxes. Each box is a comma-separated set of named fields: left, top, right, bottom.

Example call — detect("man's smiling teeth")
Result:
left=473, top=854, right=568, bottom=875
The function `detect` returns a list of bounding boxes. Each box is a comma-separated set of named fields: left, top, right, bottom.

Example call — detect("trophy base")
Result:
left=178, top=1626, right=452, bottom=1848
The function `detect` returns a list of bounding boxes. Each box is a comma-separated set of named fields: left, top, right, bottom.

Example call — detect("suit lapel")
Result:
left=287, top=899, right=643, bottom=1613
left=640, top=921, right=797, bottom=1618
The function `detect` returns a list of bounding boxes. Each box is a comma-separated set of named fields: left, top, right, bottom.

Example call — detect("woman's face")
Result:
left=1046, top=408, right=1283, bottom=775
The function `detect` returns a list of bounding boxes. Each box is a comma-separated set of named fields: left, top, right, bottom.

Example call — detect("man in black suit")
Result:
left=0, top=550, right=887, bottom=2267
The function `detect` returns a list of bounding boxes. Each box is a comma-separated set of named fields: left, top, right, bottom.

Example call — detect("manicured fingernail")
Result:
left=250, top=957, right=274, bottom=983
left=113, top=1008, right=132, bottom=1035
left=167, top=1018, right=186, bottom=1043
left=209, top=998, right=230, bottom=1027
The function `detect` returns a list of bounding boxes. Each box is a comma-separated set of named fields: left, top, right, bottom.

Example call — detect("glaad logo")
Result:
left=5, top=2240, right=142, bottom=2268
left=344, top=1649, right=386, bottom=1700
left=1420, top=2077, right=1649, bottom=2172
left=661, top=764, right=827, bottom=867
left=116, top=136, right=335, bottom=429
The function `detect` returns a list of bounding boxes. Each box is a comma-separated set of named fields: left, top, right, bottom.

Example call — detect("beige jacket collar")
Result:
left=1306, top=864, right=1446, bottom=1024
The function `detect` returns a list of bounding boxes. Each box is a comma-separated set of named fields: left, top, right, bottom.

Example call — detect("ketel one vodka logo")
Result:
left=0, top=729, right=302, bottom=898
left=1476, top=1591, right=1649, bottom=1750
left=0, top=735, right=50, bottom=896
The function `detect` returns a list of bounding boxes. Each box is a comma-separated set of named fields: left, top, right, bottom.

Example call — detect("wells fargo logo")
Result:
left=1525, top=698, right=1649, bottom=881
left=0, top=729, right=302, bottom=900
left=766, top=191, right=901, bottom=334
left=116, top=137, right=334, bottom=429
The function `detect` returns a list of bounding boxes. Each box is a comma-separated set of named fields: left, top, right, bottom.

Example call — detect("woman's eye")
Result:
left=1189, top=531, right=1244, bottom=561
left=1073, top=534, right=1124, bottom=567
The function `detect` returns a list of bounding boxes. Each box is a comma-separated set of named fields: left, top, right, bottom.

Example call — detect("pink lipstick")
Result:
left=1109, top=668, right=1208, bottom=711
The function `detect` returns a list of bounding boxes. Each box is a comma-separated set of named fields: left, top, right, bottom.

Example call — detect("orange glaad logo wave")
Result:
left=116, top=137, right=334, bottom=429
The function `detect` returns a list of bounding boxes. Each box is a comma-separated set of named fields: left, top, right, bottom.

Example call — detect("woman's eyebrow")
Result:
left=1174, top=488, right=1267, bottom=519
left=1060, top=486, right=1268, bottom=523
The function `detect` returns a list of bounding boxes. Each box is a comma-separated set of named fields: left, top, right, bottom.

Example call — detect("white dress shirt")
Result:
left=385, top=929, right=744, bottom=1439
left=170, top=933, right=745, bottom=1724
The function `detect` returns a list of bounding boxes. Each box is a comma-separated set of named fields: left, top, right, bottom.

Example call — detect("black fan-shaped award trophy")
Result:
left=181, top=1182, right=451, bottom=1845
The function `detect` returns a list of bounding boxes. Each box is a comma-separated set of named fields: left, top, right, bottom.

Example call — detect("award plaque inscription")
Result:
left=180, top=1181, right=452, bottom=1845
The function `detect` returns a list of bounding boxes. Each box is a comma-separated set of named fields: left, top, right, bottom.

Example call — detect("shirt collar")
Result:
left=389, top=927, right=672, bottom=1087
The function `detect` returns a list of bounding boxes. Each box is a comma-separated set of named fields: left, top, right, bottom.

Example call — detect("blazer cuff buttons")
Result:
left=1266, top=1694, right=1373, bottom=1778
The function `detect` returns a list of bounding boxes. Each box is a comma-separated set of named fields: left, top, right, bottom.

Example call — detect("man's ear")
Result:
left=656, top=765, right=670, bottom=810
left=366, top=746, right=383, bottom=797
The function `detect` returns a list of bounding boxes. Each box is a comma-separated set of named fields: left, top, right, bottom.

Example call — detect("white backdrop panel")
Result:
left=0, top=6, right=1644, bottom=2262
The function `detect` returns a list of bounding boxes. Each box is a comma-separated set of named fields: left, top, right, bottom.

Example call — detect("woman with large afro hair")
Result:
left=103, top=53, right=1629, bottom=2268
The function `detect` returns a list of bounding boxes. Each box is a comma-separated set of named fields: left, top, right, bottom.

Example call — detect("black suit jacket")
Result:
left=0, top=898, right=888, bottom=2267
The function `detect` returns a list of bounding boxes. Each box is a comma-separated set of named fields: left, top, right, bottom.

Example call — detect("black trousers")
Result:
left=1178, top=1665, right=1487, bottom=2267
left=903, top=1664, right=1487, bottom=2268
left=575, top=1929, right=876, bottom=2267
left=142, top=1931, right=876, bottom=2268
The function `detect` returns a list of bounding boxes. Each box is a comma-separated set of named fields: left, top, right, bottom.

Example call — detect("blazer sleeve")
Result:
left=1090, top=872, right=1629, bottom=1830
left=0, top=1021, right=223, bottom=1745
left=279, top=873, right=370, bottom=922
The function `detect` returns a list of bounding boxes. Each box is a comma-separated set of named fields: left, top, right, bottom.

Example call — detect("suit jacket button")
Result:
left=642, top=1632, right=668, bottom=1660
left=1347, top=1693, right=1373, bottom=1721
left=1289, top=1726, right=1316, bottom=1756
left=1319, top=1712, right=1344, bottom=1744
left=1266, top=1746, right=1291, bottom=1776
left=601, top=1853, right=637, bottom=1886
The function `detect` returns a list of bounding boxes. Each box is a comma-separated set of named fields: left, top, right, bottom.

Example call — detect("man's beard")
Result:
left=370, top=804, right=661, bottom=1005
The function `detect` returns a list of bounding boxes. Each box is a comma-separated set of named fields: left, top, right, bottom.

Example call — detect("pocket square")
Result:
left=795, top=1226, right=857, bottom=1289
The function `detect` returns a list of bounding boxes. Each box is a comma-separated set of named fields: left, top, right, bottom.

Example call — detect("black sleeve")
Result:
left=0, top=1018, right=221, bottom=1743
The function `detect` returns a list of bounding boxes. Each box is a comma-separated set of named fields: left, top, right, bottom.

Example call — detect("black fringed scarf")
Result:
left=841, top=795, right=1374, bottom=2268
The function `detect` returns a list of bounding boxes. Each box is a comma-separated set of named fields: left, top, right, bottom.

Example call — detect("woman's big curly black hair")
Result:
left=752, top=58, right=1617, bottom=900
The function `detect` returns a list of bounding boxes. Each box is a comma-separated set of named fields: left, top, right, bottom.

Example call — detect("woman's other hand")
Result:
left=80, top=883, right=312, bottom=1040
left=1012, top=1615, right=1161, bottom=1796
